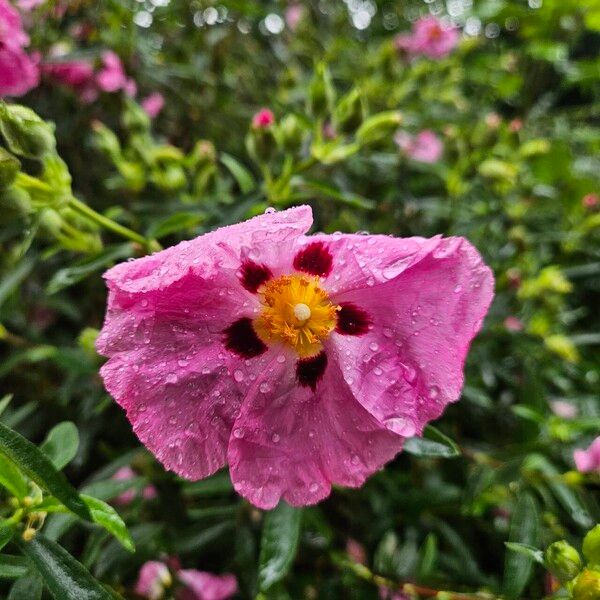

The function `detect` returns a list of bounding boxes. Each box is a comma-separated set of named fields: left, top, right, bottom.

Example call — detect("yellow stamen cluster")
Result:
left=254, top=275, right=339, bottom=358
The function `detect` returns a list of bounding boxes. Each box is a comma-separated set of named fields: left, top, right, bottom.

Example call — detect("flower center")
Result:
left=254, top=275, right=339, bottom=358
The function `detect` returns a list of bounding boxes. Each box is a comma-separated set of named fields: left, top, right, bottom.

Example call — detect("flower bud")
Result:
left=92, top=121, right=122, bottom=161
left=0, top=104, right=56, bottom=159
left=78, top=327, right=99, bottom=359
left=279, top=114, right=305, bottom=153
left=356, top=111, right=402, bottom=146
left=0, top=148, right=20, bottom=189
left=0, top=186, right=32, bottom=221
left=308, top=63, right=335, bottom=118
left=246, top=111, right=278, bottom=163
left=572, top=568, right=600, bottom=600
left=583, top=525, right=600, bottom=566
left=334, top=88, right=364, bottom=135
left=544, top=540, right=582, bottom=582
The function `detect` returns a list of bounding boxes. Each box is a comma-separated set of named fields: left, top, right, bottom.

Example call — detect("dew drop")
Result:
left=369, top=342, right=379, bottom=352
left=233, top=369, right=244, bottom=382
left=271, top=433, right=280, bottom=443
left=373, top=366, right=383, bottom=376
left=309, top=482, right=319, bottom=493
left=259, top=382, right=271, bottom=393
left=428, top=385, right=440, bottom=399
left=233, top=427, right=245, bottom=439
left=276, top=354, right=286, bottom=363
left=383, top=327, right=393, bottom=338
left=384, top=416, right=416, bottom=437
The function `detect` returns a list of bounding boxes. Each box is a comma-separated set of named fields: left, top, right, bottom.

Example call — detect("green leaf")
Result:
left=8, top=574, right=43, bottom=600
left=0, top=422, right=91, bottom=521
left=0, top=520, right=15, bottom=551
left=0, top=556, right=28, bottom=579
left=0, top=393, right=13, bottom=418
left=503, top=493, right=539, bottom=599
left=40, top=422, right=79, bottom=470
left=220, top=152, right=256, bottom=193
left=404, top=425, right=461, bottom=458
left=81, top=495, right=135, bottom=552
left=0, top=453, right=29, bottom=499
left=258, top=501, right=302, bottom=592
left=45, top=244, right=133, bottom=295
left=147, top=212, right=204, bottom=239
left=505, top=543, right=545, bottom=565
left=16, top=534, right=115, bottom=600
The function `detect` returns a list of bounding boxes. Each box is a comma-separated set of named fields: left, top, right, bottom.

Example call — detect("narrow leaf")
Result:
left=404, top=425, right=461, bottom=458
left=0, top=422, right=90, bottom=521
left=505, top=542, right=545, bottom=565
left=16, top=534, right=115, bottom=600
left=0, top=556, right=28, bottom=579
left=258, top=501, right=302, bottom=592
left=0, top=521, right=15, bottom=551
left=220, top=152, right=256, bottom=193
left=8, top=574, right=43, bottom=600
left=503, top=493, right=539, bottom=599
left=0, top=453, right=29, bottom=499
left=81, top=495, right=135, bottom=552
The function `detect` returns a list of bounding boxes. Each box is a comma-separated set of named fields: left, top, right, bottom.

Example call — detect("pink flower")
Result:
left=177, top=571, right=238, bottom=600
left=573, top=437, right=600, bottom=474
left=395, top=16, right=459, bottom=60
left=285, top=4, right=304, bottom=31
left=346, top=538, right=367, bottom=565
left=43, top=60, right=97, bottom=101
left=503, top=316, right=524, bottom=332
left=17, top=0, right=45, bottom=9
left=134, top=562, right=237, bottom=600
left=582, top=193, right=599, bottom=210
left=111, top=466, right=157, bottom=505
left=142, top=92, right=165, bottom=118
left=0, top=0, right=40, bottom=97
left=395, top=130, right=443, bottom=163
left=252, top=108, right=275, bottom=129
left=135, top=561, right=172, bottom=600
left=550, top=400, right=578, bottom=420
left=96, top=50, right=136, bottom=97
left=97, top=206, right=494, bottom=509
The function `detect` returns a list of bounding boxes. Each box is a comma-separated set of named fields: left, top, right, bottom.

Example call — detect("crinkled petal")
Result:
left=103, top=205, right=313, bottom=295
left=324, top=235, right=494, bottom=436
left=228, top=352, right=404, bottom=509
left=177, top=570, right=238, bottom=600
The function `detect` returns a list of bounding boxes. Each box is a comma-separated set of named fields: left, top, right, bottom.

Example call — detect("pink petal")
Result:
left=0, top=0, right=30, bottom=50
left=135, top=561, right=170, bottom=599
left=142, top=92, right=165, bottom=118
left=228, top=353, right=404, bottom=509
left=97, top=207, right=314, bottom=481
left=574, top=437, right=600, bottom=473
left=0, top=47, right=40, bottom=97
left=321, top=235, right=494, bottom=437
left=177, top=570, right=238, bottom=600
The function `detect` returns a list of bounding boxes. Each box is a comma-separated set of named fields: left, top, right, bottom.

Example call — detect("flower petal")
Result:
left=228, top=354, right=403, bottom=509
left=326, top=236, right=494, bottom=436
left=177, top=570, right=238, bottom=600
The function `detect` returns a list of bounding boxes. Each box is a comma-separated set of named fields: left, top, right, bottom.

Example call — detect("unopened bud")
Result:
left=0, top=186, right=32, bottom=221
left=544, top=540, right=582, bottom=582
left=583, top=525, right=600, bottom=566
left=334, top=88, right=364, bottom=135
left=308, top=63, right=335, bottom=118
left=0, top=104, right=56, bottom=159
left=0, top=148, right=20, bottom=189
left=22, top=527, right=36, bottom=542
left=572, top=568, right=600, bottom=600
left=356, top=111, right=402, bottom=146
left=279, top=114, right=304, bottom=153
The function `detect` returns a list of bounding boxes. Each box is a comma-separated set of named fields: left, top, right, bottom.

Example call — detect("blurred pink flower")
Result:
left=549, top=400, right=578, bottom=420
left=379, top=587, right=409, bottom=600
left=111, top=466, right=157, bottom=505
left=252, top=108, right=275, bottom=129
left=43, top=60, right=97, bottom=101
left=96, top=50, right=136, bottom=97
left=582, top=193, right=599, bottom=210
left=285, top=4, right=304, bottom=31
left=395, top=130, right=443, bottom=163
left=0, top=0, right=40, bottom=97
left=142, top=92, right=165, bottom=118
left=509, top=118, right=523, bottom=132
left=135, top=561, right=237, bottom=600
left=177, top=571, right=238, bottom=600
left=135, top=561, right=172, bottom=600
left=346, top=538, right=367, bottom=565
left=97, top=206, right=493, bottom=509
left=503, top=316, right=524, bottom=332
left=17, top=0, right=45, bottom=9
left=395, top=16, right=459, bottom=60
left=573, top=437, right=600, bottom=474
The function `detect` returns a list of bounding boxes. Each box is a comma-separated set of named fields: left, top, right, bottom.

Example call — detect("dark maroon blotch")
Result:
left=239, top=260, right=273, bottom=293
left=336, top=302, right=371, bottom=335
left=224, top=318, right=267, bottom=359
left=296, top=351, right=328, bottom=391
left=293, top=241, right=333, bottom=277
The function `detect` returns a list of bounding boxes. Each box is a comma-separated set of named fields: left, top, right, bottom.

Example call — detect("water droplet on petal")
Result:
left=309, top=482, right=319, bottom=493
left=259, top=382, right=271, bottom=393
left=369, top=342, right=379, bottom=352
left=233, top=427, right=245, bottom=439
left=428, top=385, right=440, bottom=399
left=384, top=416, right=416, bottom=437
left=271, top=433, right=280, bottom=443
left=233, top=369, right=244, bottom=382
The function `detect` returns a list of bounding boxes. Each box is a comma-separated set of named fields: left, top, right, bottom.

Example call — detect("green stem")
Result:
left=68, top=196, right=155, bottom=251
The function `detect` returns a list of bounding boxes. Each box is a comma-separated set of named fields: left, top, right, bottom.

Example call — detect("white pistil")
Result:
left=293, top=303, right=311, bottom=322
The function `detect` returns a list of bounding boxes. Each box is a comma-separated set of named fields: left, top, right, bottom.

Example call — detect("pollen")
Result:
left=254, top=275, right=339, bottom=358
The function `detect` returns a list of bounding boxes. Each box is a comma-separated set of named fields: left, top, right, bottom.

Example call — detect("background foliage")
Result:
left=0, top=0, right=599, bottom=598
